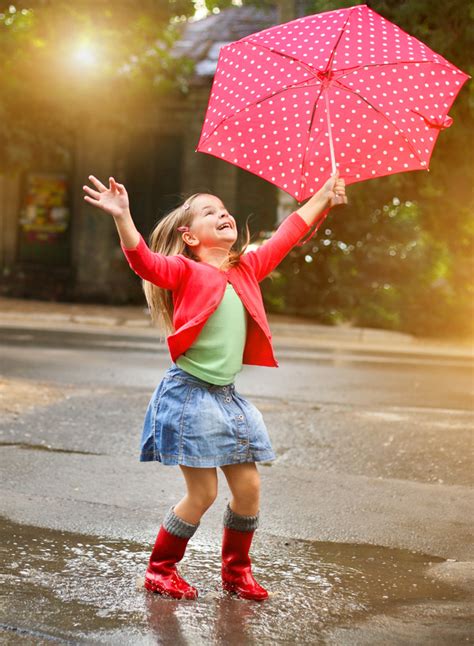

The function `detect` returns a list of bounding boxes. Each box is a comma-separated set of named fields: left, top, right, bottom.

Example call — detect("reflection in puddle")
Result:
left=0, top=517, right=466, bottom=644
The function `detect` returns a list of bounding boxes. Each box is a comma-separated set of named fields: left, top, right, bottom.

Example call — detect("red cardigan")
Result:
left=120, top=211, right=314, bottom=367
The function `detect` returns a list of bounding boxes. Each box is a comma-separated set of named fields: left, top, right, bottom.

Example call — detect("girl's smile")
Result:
left=182, top=194, right=238, bottom=266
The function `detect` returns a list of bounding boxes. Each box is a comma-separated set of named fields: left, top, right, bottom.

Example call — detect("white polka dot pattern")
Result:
left=196, top=4, right=470, bottom=201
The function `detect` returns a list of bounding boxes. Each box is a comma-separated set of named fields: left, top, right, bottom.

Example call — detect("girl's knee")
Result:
left=188, top=486, right=218, bottom=511
left=233, top=472, right=261, bottom=502
left=180, top=465, right=218, bottom=511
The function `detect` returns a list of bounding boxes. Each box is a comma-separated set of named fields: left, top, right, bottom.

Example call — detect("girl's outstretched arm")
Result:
left=83, top=175, right=185, bottom=289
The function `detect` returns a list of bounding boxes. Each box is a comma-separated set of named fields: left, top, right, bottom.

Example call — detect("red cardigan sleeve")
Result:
left=243, top=212, right=313, bottom=282
left=120, top=233, right=186, bottom=290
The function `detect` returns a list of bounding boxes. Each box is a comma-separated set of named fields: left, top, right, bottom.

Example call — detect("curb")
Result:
left=0, top=314, right=472, bottom=363
left=1, top=296, right=472, bottom=361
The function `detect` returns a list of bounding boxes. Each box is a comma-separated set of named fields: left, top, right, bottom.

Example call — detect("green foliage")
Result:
left=262, top=178, right=473, bottom=337
left=205, top=0, right=236, bottom=11
left=205, top=0, right=275, bottom=9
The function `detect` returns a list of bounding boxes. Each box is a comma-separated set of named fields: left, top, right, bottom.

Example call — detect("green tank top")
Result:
left=176, top=282, right=247, bottom=385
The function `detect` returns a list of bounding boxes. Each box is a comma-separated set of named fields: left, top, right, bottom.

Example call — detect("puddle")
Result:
left=1, top=517, right=469, bottom=645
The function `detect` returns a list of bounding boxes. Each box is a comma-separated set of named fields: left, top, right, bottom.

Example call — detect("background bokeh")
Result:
left=0, top=0, right=472, bottom=337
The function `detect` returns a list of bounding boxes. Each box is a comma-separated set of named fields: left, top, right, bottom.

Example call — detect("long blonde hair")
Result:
left=142, top=193, right=251, bottom=337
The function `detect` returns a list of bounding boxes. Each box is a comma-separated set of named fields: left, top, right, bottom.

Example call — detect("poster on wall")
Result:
left=19, top=173, right=70, bottom=243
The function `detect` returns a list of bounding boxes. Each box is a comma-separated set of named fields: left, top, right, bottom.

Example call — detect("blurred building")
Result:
left=0, top=5, right=288, bottom=304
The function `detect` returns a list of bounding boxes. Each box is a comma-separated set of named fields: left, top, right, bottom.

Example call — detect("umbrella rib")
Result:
left=324, top=6, right=357, bottom=73
left=334, top=79, right=425, bottom=165
left=243, top=38, right=320, bottom=79
left=334, top=59, right=462, bottom=82
left=198, top=76, right=316, bottom=148
left=297, top=85, right=325, bottom=200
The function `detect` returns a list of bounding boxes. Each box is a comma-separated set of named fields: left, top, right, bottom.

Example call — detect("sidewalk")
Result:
left=0, top=296, right=472, bottom=361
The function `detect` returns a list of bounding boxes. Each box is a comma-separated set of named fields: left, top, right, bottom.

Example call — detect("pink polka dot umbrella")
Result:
left=196, top=4, right=470, bottom=202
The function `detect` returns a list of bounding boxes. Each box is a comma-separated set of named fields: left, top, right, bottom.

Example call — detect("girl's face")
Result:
left=185, top=194, right=237, bottom=250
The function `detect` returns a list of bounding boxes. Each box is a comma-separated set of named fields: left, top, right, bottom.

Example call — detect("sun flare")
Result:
left=73, top=43, right=97, bottom=67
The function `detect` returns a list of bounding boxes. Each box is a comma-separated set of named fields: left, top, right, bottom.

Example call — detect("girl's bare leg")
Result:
left=173, top=466, right=218, bottom=524
left=220, top=462, right=260, bottom=516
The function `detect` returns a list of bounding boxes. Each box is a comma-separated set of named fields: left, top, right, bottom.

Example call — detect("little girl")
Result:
left=83, top=173, right=346, bottom=602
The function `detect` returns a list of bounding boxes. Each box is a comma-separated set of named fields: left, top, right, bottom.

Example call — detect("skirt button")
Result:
left=225, top=397, right=231, bottom=402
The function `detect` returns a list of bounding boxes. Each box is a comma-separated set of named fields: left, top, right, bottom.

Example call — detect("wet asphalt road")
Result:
left=0, top=326, right=473, bottom=644
left=0, top=326, right=472, bottom=408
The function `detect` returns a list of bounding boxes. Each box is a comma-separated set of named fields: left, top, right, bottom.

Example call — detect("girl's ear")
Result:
left=182, top=231, right=199, bottom=247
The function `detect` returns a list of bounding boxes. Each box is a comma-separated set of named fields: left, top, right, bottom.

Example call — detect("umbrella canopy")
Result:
left=196, top=4, right=470, bottom=202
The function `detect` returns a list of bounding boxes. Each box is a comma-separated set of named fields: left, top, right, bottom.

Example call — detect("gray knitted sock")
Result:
left=223, top=502, right=259, bottom=532
left=163, top=506, right=200, bottom=539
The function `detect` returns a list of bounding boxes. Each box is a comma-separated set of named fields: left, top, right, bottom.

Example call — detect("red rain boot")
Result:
left=221, top=526, right=268, bottom=601
left=144, top=525, right=198, bottom=600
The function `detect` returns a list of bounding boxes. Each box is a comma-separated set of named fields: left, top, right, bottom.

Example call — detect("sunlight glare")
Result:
left=73, top=44, right=97, bottom=67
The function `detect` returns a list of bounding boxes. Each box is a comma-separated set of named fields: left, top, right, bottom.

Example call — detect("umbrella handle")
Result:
left=324, top=90, right=337, bottom=176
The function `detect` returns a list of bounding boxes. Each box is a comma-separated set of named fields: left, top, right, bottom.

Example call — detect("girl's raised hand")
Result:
left=320, top=171, right=348, bottom=208
left=83, top=175, right=130, bottom=218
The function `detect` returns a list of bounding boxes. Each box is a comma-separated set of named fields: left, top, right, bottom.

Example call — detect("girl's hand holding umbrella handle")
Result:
left=327, top=172, right=348, bottom=209
left=83, top=175, right=140, bottom=250
left=296, top=171, right=347, bottom=228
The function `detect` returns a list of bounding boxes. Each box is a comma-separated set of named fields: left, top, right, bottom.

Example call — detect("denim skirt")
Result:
left=140, top=363, right=276, bottom=467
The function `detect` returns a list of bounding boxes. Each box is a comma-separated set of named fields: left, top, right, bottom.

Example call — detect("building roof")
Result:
left=173, top=5, right=278, bottom=79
